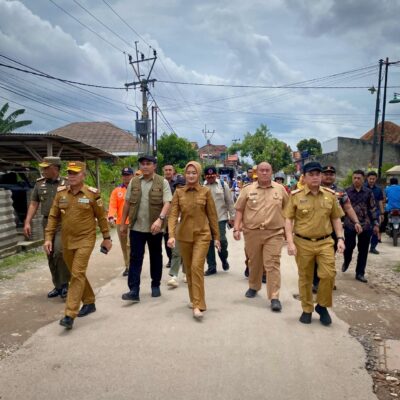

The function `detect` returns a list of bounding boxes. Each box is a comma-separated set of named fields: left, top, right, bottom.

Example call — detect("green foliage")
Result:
left=0, top=249, right=45, bottom=280
left=85, top=156, right=138, bottom=207
left=296, top=138, right=322, bottom=156
left=0, top=103, right=32, bottom=133
left=283, top=163, right=296, bottom=175
left=237, top=124, right=292, bottom=172
left=228, top=142, right=241, bottom=155
left=339, top=169, right=354, bottom=188
left=383, top=163, right=395, bottom=176
left=157, top=132, right=198, bottom=169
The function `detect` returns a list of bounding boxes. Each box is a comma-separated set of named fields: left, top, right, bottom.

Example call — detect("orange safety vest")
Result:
left=108, top=184, right=129, bottom=224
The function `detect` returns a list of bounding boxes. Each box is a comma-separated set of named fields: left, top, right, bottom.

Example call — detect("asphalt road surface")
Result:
left=0, top=234, right=376, bottom=400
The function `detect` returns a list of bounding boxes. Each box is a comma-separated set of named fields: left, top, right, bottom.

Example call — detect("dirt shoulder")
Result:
left=0, top=231, right=123, bottom=360
left=333, top=235, right=400, bottom=400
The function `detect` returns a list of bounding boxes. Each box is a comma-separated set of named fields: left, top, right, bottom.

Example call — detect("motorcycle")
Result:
left=386, top=209, right=400, bottom=247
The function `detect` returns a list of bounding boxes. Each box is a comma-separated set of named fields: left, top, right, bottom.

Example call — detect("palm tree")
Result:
left=0, top=103, right=32, bottom=133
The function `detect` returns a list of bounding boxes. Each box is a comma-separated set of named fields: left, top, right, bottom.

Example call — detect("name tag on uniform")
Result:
left=78, top=198, right=90, bottom=204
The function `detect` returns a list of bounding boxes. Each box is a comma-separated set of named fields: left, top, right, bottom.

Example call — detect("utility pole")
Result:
left=370, top=59, right=383, bottom=167
left=202, top=124, right=215, bottom=164
left=125, top=42, right=157, bottom=155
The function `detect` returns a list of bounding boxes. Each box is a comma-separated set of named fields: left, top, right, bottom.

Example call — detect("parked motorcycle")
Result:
left=386, top=209, right=400, bottom=247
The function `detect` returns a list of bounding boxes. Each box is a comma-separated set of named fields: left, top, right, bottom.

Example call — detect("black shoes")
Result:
left=370, top=248, right=379, bottom=255
left=78, top=303, right=96, bottom=317
left=222, top=261, right=230, bottom=271
left=151, top=287, right=161, bottom=297
left=204, top=268, right=217, bottom=276
left=262, top=274, right=267, bottom=284
left=60, top=316, right=74, bottom=329
left=122, top=290, right=140, bottom=302
left=312, top=284, right=318, bottom=294
left=341, top=263, right=349, bottom=272
left=244, top=267, right=249, bottom=278
left=60, top=284, right=68, bottom=299
left=356, top=275, right=368, bottom=283
left=315, top=304, right=332, bottom=326
left=122, top=268, right=129, bottom=277
left=245, top=288, right=257, bottom=298
left=165, top=261, right=171, bottom=268
left=47, top=288, right=60, bottom=298
left=271, top=299, right=282, bottom=312
left=299, top=312, right=312, bottom=324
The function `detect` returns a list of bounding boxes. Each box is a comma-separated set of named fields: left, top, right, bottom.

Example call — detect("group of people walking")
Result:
left=24, top=154, right=399, bottom=330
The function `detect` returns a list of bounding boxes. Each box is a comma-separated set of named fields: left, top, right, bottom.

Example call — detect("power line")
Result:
left=48, top=0, right=125, bottom=54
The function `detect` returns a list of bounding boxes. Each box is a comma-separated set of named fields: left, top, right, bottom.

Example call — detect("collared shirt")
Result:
left=168, top=184, right=220, bottom=242
left=328, top=183, right=350, bottom=208
left=344, top=185, right=377, bottom=231
left=125, top=175, right=172, bottom=232
left=45, top=184, right=110, bottom=249
left=31, top=175, right=67, bottom=217
left=204, top=179, right=235, bottom=221
left=108, top=183, right=129, bottom=225
left=235, top=181, right=289, bottom=230
left=385, top=184, right=400, bottom=211
left=284, top=186, right=344, bottom=237
left=365, top=183, right=384, bottom=214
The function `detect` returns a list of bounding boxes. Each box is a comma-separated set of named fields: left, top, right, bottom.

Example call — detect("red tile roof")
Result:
left=360, top=121, right=400, bottom=144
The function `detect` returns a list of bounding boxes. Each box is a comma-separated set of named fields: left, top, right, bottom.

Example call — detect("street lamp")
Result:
left=389, top=92, right=400, bottom=104
left=373, top=58, right=400, bottom=179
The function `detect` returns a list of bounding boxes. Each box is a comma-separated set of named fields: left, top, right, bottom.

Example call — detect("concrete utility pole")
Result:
left=125, top=42, right=157, bottom=155
left=202, top=124, right=215, bottom=164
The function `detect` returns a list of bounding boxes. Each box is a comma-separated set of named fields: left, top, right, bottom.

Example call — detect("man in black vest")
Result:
left=120, top=155, right=172, bottom=302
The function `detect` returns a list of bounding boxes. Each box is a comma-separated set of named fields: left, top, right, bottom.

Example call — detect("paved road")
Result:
left=0, top=235, right=376, bottom=400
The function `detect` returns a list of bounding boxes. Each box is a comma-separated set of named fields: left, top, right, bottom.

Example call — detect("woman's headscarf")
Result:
left=184, top=161, right=202, bottom=183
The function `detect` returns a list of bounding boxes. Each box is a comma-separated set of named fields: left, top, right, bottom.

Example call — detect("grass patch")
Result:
left=0, top=250, right=46, bottom=280
left=393, top=263, right=400, bottom=273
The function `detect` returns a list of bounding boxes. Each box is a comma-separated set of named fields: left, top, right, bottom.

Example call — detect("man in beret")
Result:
left=24, top=156, right=70, bottom=299
left=108, top=167, right=134, bottom=276
left=284, top=162, right=345, bottom=325
left=203, top=165, right=235, bottom=275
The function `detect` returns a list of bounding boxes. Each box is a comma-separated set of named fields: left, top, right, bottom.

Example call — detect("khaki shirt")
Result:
left=45, top=184, right=110, bottom=249
left=31, top=176, right=68, bottom=217
left=125, top=175, right=172, bottom=232
left=168, top=184, right=220, bottom=243
left=204, top=179, right=235, bottom=221
left=283, top=186, right=345, bottom=238
left=235, top=181, right=289, bottom=230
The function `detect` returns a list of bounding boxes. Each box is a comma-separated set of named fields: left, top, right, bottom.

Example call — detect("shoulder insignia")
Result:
left=88, top=186, right=99, bottom=194
left=243, top=182, right=252, bottom=188
left=36, top=177, right=45, bottom=182
left=290, top=188, right=303, bottom=195
left=57, top=185, right=67, bottom=192
left=322, top=187, right=335, bottom=195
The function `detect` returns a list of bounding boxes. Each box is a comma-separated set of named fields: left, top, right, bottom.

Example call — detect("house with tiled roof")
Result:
left=48, top=122, right=139, bottom=156
left=360, top=121, right=400, bottom=144
left=198, top=141, right=227, bottom=162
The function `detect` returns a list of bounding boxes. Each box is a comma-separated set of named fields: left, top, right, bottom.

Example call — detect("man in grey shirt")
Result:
left=203, top=166, right=235, bottom=275
left=120, top=155, right=172, bottom=301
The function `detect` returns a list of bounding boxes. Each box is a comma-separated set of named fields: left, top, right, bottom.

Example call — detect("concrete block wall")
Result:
left=0, top=189, right=19, bottom=258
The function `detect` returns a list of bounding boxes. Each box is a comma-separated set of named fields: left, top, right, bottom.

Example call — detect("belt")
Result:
left=295, top=233, right=331, bottom=242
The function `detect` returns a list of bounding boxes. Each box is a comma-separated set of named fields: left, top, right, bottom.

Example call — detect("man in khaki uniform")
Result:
left=44, top=161, right=112, bottom=330
left=233, top=162, right=289, bottom=312
left=284, top=162, right=345, bottom=326
left=24, top=156, right=70, bottom=298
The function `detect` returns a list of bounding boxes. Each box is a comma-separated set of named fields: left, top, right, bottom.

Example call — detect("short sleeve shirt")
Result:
left=125, top=175, right=172, bottom=232
left=284, top=186, right=344, bottom=237
left=235, top=181, right=289, bottom=230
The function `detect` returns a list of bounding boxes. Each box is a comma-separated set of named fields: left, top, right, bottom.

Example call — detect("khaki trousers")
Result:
left=117, top=224, right=130, bottom=268
left=179, top=240, right=209, bottom=311
left=294, top=236, right=336, bottom=313
left=244, top=229, right=284, bottom=299
left=63, top=245, right=95, bottom=319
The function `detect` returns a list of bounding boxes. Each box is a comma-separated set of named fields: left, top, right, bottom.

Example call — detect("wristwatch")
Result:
left=159, top=215, right=166, bottom=221
left=337, top=236, right=345, bottom=241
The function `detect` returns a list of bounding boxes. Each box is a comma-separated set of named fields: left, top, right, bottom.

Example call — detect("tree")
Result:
left=296, top=138, right=322, bottom=156
left=0, top=103, right=32, bottom=133
left=157, top=132, right=198, bottom=169
left=237, top=124, right=292, bottom=171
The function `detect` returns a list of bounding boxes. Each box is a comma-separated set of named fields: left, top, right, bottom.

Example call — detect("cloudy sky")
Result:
left=1, top=0, right=400, bottom=150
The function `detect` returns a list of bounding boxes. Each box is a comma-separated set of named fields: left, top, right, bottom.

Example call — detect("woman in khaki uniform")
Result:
left=168, top=161, right=220, bottom=320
